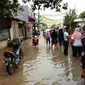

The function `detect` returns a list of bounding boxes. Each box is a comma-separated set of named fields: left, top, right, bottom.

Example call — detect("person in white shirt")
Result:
left=63, top=27, right=69, bottom=56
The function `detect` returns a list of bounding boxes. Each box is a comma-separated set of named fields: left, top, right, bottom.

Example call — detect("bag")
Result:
left=81, top=68, right=85, bottom=78
left=69, top=39, right=74, bottom=45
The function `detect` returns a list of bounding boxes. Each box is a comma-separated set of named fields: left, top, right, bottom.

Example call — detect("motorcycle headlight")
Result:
left=8, top=58, right=12, bottom=61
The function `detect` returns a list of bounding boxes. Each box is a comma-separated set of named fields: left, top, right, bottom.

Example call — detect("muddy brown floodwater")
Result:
left=0, top=33, right=83, bottom=85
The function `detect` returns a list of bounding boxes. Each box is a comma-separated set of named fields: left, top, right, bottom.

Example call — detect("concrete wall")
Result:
left=26, top=28, right=32, bottom=38
left=0, top=20, right=18, bottom=49
left=24, top=23, right=34, bottom=39
left=10, top=20, right=24, bottom=40
left=18, top=21, right=25, bottom=40
left=0, top=40, right=7, bottom=50
left=10, top=20, right=19, bottom=40
left=25, top=23, right=33, bottom=38
left=0, top=19, right=25, bottom=49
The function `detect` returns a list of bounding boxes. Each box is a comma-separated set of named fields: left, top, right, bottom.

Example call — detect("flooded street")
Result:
left=0, top=33, right=83, bottom=85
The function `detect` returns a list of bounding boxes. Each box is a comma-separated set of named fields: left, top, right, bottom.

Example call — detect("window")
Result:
left=0, top=25, right=10, bottom=41
left=18, top=23, right=24, bottom=37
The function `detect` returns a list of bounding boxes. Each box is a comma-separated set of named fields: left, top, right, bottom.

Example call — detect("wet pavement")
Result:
left=0, top=33, right=84, bottom=85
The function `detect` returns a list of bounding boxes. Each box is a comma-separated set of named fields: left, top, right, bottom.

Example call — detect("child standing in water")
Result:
left=45, top=31, right=51, bottom=45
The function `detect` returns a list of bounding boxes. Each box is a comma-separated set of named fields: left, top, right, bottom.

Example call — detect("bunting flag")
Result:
left=40, top=16, right=63, bottom=25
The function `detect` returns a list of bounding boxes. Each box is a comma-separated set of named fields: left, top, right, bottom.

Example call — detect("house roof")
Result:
left=0, top=17, right=25, bottom=22
left=0, top=17, right=25, bottom=25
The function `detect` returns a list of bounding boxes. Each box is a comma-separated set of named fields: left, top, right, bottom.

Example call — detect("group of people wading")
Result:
left=43, top=26, right=85, bottom=73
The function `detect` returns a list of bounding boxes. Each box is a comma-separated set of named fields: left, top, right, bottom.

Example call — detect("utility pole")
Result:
left=38, top=7, right=39, bottom=31
left=33, top=13, right=36, bottom=30
left=74, top=0, right=76, bottom=10
left=37, top=0, right=40, bottom=31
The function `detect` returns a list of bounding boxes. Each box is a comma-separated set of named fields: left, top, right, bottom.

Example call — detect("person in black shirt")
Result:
left=51, top=29, right=57, bottom=46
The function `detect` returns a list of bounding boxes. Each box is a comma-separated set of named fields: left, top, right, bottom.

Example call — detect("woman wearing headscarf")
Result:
left=71, top=28, right=82, bottom=59
left=46, top=31, right=51, bottom=45
left=81, top=25, right=85, bottom=69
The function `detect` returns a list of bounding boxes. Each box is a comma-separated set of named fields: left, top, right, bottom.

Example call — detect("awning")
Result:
left=28, top=16, right=35, bottom=22
left=24, top=25, right=32, bottom=29
left=24, top=23, right=32, bottom=29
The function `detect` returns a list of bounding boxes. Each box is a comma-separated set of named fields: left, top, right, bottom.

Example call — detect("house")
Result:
left=0, top=18, right=25, bottom=49
left=74, top=18, right=85, bottom=26
left=16, top=5, right=35, bottom=38
left=0, top=5, right=35, bottom=49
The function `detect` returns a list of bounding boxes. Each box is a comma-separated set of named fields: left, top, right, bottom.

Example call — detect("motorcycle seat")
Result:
left=3, top=51, right=15, bottom=58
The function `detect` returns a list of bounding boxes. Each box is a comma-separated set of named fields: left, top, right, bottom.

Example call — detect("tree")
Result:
left=0, top=0, right=19, bottom=18
left=64, top=9, right=77, bottom=29
left=22, top=0, right=68, bottom=11
left=79, top=11, right=85, bottom=18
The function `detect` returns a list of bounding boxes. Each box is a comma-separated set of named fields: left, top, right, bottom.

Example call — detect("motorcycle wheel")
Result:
left=6, top=63, right=14, bottom=74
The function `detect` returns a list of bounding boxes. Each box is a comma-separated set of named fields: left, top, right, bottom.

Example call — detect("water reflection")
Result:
left=0, top=61, right=24, bottom=85
left=0, top=36, right=82, bottom=85
left=22, top=41, right=68, bottom=85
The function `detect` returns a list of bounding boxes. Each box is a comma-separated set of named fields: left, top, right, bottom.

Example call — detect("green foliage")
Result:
left=0, top=0, right=19, bottom=18
left=79, top=11, right=85, bottom=18
left=64, top=9, right=77, bottom=29
left=22, top=0, right=68, bottom=11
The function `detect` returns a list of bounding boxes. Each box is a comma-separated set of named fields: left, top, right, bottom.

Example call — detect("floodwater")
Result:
left=0, top=33, right=83, bottom=85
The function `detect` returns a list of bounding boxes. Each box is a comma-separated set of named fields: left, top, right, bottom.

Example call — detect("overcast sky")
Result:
left=18, top=0, right=85, bottom=20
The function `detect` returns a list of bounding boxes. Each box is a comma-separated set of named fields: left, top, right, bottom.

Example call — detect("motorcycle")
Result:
left=3, top=38, right=23, bottom=74
left=32, top=35, right=39, bottom=46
